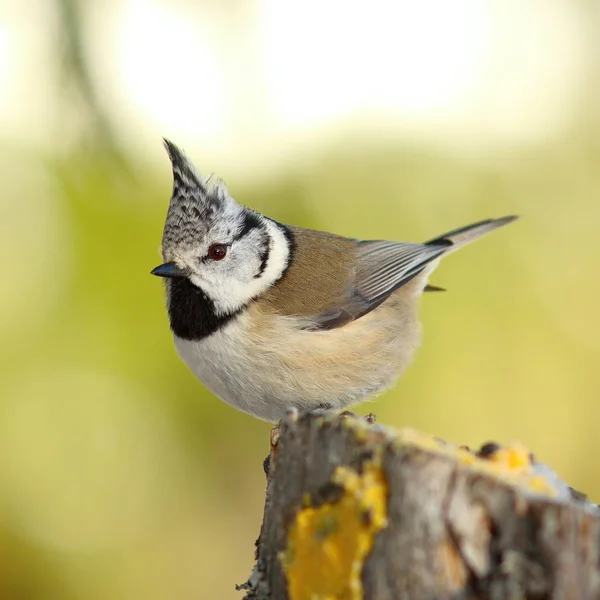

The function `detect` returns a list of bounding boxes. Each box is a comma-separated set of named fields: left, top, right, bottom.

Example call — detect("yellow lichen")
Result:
left=527, top=475, right=558, bottom=496
left=485, top=443, right=531, bottom=472
left=391, top=428, right=558, bottom=496
left=281, top=459, right=388, bottom=600
left=464, top=442, right=558, bottom=496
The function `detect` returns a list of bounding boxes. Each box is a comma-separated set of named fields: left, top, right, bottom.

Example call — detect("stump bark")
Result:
left=240, top=411, right=600, bottom=600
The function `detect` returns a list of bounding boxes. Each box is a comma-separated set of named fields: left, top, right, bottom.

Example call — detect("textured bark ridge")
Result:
left=239, top=411, right=600, bottom=600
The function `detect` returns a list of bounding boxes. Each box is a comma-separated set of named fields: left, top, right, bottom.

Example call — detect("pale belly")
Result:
left=172, top=286, right=423, bottom=422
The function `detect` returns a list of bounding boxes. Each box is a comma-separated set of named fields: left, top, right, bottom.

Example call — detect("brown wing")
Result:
left=310, top=216, right=517, bottom=330
left=262, top=217, right=516, bottom=330
left=310, top=239, right=450, bottom=329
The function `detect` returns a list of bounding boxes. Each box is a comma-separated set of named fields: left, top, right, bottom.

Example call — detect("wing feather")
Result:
left=355, top=240, right=449, bottom=302
left=308, top=215, right=516, bottom=330
left=310, top=240, right=449, bottom=329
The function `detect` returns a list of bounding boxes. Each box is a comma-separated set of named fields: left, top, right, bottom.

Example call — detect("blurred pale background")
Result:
left=1, top=0, right=599, bottom=598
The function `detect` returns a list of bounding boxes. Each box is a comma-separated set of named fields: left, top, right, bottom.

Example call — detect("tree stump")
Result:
left=239, top=411, right=600, bottom=600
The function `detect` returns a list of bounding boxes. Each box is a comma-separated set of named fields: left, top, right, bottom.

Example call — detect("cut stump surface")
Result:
left=241, top=411, right=600, bottom=600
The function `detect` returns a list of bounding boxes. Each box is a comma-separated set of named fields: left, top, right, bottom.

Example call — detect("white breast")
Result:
left=173, top=284, right=424, bottom=422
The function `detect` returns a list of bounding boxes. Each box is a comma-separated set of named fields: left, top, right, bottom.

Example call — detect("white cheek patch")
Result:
left=255, top=220, right=291, bottom=290
left=190, top=219, right=291, bottom=316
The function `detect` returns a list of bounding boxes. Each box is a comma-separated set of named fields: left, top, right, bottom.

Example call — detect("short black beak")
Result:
left=151, top=262, right=187, bottom=278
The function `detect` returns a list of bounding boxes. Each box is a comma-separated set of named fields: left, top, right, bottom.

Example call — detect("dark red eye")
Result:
left=208, top=243, right=228, bottom=260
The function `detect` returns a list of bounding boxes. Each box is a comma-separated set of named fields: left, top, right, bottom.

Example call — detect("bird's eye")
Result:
left=208, top=243, right=228, bottom=260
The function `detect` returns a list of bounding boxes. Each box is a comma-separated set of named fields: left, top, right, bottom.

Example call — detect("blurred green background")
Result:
left=1, top=0, right=600, bottom=598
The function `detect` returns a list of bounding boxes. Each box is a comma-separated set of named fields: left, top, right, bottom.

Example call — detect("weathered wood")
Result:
left=239, top=411, right=600, bottom=600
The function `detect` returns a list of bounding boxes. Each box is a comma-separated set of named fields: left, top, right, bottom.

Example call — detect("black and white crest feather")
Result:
left=162, top=139, right=242, bottom=253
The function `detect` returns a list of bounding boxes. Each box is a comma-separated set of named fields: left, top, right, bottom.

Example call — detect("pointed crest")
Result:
left=163, top=138, right=207, bottom=197
left=160, top=139, right=241, bottom=253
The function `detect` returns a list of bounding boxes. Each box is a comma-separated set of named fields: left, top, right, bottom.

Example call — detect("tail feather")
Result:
left=424, top=284, right=446, bottom=292
left=426, top=215, right=518, bottom=253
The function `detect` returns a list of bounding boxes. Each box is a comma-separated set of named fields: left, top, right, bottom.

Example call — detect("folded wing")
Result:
left=311, top=216, right=517, bottom=330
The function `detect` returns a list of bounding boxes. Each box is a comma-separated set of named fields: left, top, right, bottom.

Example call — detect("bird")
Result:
left=152, top=140, right=517, bottom=422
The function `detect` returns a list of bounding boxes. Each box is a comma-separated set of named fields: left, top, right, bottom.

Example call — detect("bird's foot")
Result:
left=339, top=410, right=377, bottom=424
left=310, top=405, right=377, bottom=424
